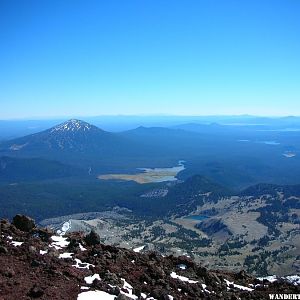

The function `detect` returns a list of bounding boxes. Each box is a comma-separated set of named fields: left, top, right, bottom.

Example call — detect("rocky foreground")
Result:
left=0, top=216, right=299, bottom=300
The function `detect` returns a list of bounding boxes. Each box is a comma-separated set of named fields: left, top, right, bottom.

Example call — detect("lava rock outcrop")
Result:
left=0, top=216, right=299, bottom=300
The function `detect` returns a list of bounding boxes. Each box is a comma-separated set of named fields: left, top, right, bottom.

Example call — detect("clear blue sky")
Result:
left=1, top=0, right=300, bottom=119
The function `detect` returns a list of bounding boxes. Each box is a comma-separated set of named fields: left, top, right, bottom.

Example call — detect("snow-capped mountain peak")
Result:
left=50, top=119, right=93, bottom=133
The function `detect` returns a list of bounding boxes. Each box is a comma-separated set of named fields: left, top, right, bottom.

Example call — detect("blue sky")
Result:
left=0, top=0, right=300, bottom=119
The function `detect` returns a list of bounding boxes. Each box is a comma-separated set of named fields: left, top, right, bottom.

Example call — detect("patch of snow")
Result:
left=80, top=287, right=89, bottom=290
left=133, top=245, right=145, bottom=253
left=77, top=290, right=115, bottom=300
left=79, top=243, right=87, bottom=251
left=258, top=275, right=300, bottom=286
left=224, top=279, right=254, bottom=291
left=59, top=252, right=73, bottom=259
left=50, top=235, right=69, bottom=249
left=121, top=278, right=138, bottom=299
left=52, top=119, right=92, bottom=133
left=170, top=272, right=198, bottom=284
left=72, top=258, right=95, bottom=269
left=202, top=283, right=211, bottom=294
left=59, top=221, right=71, bottom=235
left=285, top=275, right=300, bottom=286
left=168, top=295, right=174, bottom=300
left=7, top=236, right=13, bottom=240
left=11, top=241, right=23, bottom=247
left=141, top=293, right=147, bottom=299
left=39, top=250, right=48, bottom=255
left=84, top=274, right=101, bottom=284
left=177, top=264, right=187, bottom=270
left=108, top=284, right=116, bottom=288
left=257, top=275, right=277, bottom=283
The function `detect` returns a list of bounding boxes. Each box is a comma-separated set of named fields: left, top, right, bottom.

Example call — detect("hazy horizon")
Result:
left=1, top=113, right=300, bottom=122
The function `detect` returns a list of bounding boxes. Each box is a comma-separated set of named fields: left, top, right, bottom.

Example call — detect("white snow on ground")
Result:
left=257, top=275, right=278, bottom=283
left=120, top=278, right=138, bottom=299
left=39, top=250, right=48, bottom=255
left=79, top=243, right=87, bottom=251
left=72, top=258, right=95, bottom=269
left=50, top=235, right=70, bottom=249
left=84, top=274, right=101, bottom=284
left=59, top=252, right=73, bottom=259
left=141, top=293, right=147, bottom=299
left=57, top=221, right=71, bottom=235
left=258, top=275, right=300, bottom=285
left=7, top=236, right=13, bottom=240
left=177, top=264, right=187, bottom=270
left=133, top=245, right=145, bottom=253
left=284, top=275, right=300, bottom=286
left=224, top=279, right=254, bottom=291
left=77, top=290, right=116, bottom=300
left=170, top=272, right=198, bottom=284
left=168, top=295, right=174, bottom=300
left=80, top=287, right=89, bottom=290
left=11, top=241, right=23, bottom=247
left=201, top=283, right=211, bottom=294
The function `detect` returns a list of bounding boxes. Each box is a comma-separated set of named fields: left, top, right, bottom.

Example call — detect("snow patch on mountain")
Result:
left=77, top=290, right=115, bottom=300
left=170, top=271, right=198, bottom=284
left=51, top=119, right=93, bottom=133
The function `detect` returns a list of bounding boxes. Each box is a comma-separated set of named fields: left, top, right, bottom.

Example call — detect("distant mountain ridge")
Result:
left=1, top=117, right=300, bottom=189
left=0, top=119, right=138, bottom=171
left=0, top=119, right=194, bottom=174
left=1, top=119, right=111, bottom=153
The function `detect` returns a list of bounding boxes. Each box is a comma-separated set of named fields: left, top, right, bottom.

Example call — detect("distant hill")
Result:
left=0, top=119, right=143, bottom=171
left=0, top=119, right=114, bottom=154
left=240, top=182, right=300, bottom=197
left=162, top=175, right=232, bottom=215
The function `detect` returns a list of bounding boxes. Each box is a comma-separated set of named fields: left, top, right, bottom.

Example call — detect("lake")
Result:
left=98, top=160, right=185, bottom=184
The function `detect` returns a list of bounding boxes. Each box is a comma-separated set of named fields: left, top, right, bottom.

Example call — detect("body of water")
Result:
left=99, top=160, right=185, bottom=184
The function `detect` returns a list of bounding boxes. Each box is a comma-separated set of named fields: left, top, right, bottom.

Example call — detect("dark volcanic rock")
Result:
left=27, top=285, right=44, bottom=298
left=0, top=246, right=8, bottom=254
left=116, top=293, right=132, bottom=300
left=12, top=214, right=35, bottom=232
left=0, top=216, right=299, bottom=300
left=34, top=228, right=54, bottom=242
left=84, top=230, right=100, bottom=246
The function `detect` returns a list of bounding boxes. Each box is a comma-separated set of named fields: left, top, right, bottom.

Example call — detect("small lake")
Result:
left=259, top=141, right=280, bottom=145
left=99, top=160, right=185, bottom=184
